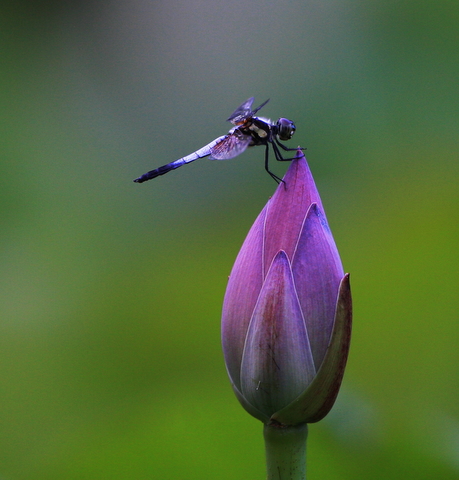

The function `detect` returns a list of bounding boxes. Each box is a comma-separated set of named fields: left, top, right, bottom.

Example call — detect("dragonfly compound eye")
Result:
left=277, top=118, right=296, bottom=141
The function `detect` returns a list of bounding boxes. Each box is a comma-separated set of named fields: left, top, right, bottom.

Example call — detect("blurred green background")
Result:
left=1, top=1, right=458, bottom=478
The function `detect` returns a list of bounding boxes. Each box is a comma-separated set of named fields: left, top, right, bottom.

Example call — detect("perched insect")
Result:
left=133, top=97, right=303, bottom=184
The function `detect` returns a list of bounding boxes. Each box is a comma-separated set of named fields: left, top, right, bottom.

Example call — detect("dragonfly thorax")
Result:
left=247, top=118, right=270, bottom=139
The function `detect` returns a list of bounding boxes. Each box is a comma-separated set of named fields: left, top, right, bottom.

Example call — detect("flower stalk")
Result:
left=264, top=422, right=308, bottom=480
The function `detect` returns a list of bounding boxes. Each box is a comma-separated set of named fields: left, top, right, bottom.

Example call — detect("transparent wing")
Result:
left=227, top=97, right=270, bottom=125
left=227, top=97, right=255, bottom=124
left=209, top=130, right=252, bottom=160
left=186, top=135, right=228, bottom=160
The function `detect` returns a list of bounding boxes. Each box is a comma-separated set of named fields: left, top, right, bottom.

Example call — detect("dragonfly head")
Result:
left=276, top=118, right=296, bottom=141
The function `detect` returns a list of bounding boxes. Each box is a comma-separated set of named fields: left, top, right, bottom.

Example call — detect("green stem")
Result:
left=263, top=422, right=308, bottom=480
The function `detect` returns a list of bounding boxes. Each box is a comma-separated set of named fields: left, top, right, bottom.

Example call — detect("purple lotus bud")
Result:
left=221, top=149, right=352, bottom=426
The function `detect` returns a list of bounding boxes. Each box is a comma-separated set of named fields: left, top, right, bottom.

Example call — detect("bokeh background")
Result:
left=1, top=1, right=458, bottom=478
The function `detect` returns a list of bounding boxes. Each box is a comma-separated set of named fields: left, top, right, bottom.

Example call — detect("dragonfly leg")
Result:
left=264, top=144, right=284, bottom=184
left=275, top=138, right=306, bottom=154
left=272, top=139, right=305, bottom=164
left=271, top=141, right=295, bottom=163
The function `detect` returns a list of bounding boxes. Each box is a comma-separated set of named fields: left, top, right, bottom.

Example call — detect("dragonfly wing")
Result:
left=185, top=135, right=227, bottom=161
left=209, top=130, right=252, bottom=160
left=227, top=97, right=255, bottom=124
left=227, top=97, right=270, bottom=125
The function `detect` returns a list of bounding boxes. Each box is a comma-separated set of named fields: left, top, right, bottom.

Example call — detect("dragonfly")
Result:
left=133, top=97, right=302, bottom=184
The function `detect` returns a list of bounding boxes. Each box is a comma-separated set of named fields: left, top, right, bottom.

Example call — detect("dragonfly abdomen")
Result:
left=133, top=160, right=186, bottom=183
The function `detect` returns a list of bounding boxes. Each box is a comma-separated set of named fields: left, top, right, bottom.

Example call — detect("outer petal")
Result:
left=292, top=203, right=344, bottom=370
left=270, top=274, right=352, bottom=426
left=227, top=380, right=270, bottom=424
left=263, top=149, right=326, bottom=278
left=240, top=251, right=316, bottom=419
left=222, top=205, right=267, bottom=391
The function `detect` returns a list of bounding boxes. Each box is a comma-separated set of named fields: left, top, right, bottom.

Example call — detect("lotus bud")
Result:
left=221, top=149, right=352, bottom=427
